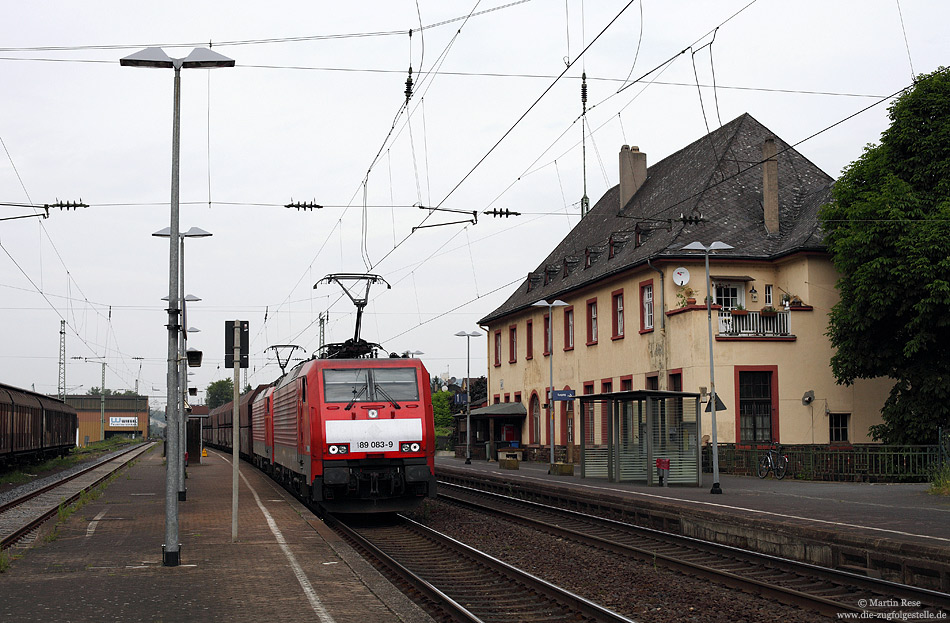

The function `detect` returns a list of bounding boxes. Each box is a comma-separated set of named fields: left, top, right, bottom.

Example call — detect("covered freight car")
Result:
left=0, top=383, right=77, bottom=468
left=203, top=385, right=267, bottom=460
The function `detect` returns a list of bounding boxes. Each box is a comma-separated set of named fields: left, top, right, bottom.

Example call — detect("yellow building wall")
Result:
left=485, top=254, right=891, bottom=447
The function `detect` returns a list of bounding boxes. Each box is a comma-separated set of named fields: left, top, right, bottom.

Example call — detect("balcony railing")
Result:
left=717, top=310, right=790, bottom=337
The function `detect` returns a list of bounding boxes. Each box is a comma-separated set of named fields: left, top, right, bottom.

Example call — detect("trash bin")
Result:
left=655, top=458, right=670, bottom=487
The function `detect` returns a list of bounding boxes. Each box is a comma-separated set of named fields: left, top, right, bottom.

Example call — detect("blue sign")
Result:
left=551, top=389, right=576, bottom=402
left=454, top=392, right=468, bottom=405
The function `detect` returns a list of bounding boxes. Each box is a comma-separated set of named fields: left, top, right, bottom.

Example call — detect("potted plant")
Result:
left=731, top=304, right=748, bottom=316
left=760, top=305, right=778, bottom=317
left=676, top=285, right=697, bottom=308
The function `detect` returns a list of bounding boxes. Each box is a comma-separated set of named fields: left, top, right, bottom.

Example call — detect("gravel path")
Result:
left=405, top=499, right=827, bottom=623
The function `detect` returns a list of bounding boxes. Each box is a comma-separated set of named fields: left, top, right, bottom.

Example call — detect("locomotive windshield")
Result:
left=323, top=367, right=419, bottom=403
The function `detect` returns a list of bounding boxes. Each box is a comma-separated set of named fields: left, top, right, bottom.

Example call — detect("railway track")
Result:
left=325, top=511, right=637, bottom=623
left=436, top=481, right=950, bottom=619
left=0, top=442, right=154, bottom=550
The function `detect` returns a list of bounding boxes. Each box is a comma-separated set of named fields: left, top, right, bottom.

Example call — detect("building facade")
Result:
left=64, top=394, right=149, bottom=446
left=477, top=114, right=890, bottom=459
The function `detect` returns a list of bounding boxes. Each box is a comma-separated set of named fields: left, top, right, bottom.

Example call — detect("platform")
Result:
left=0, top=444, right=433, bottom=623
left=436, top=455, right=950, bottom=590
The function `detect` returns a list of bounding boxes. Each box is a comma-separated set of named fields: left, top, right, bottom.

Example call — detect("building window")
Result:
left=508, top=325, right=517, bottom=363
left=715, top=282, right=743, bottom=310
left=739, top=370, right=773, bottom=443
left=583, top=382, right=595, bottom=445
left=493, top=330, right=502, bottom=367
left=829, top=413, right=850, bottom=443
left=612, top=290, right=624, bottom=338
left=543, top=314, right=551, bottom=356
left=586, top=298, right=598, bottom=345
left=564, top=306, right=574, bottom=350
left=526, top=320, right=534, bottom=360
left=600, top=380, right=612, bottom=445
left=645, top=374, right=659, bottom=391
left=765, top=284, right=773, bottom=306
left=514, top=392, right=522, bottom=403
left=620, top=377, right=633, bottom=392
left=640, top=280, right=654, bottom=332
left=530, top=394, right=541, bottom=444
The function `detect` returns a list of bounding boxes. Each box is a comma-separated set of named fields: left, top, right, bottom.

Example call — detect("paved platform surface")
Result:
left=0, top=444, right=433, bottom=623
left=436, top=455, right=950, bottom=553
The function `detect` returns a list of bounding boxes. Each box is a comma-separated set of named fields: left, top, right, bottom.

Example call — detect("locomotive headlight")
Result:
left=328, top=444, right=348, bottom=455
left=401, top=442, right=422, bottom=453
left=328, top=445, right=339, bottom=454
left=400, top=442, right=411, bottom=452
left=410, top=442, right=420, bottom=452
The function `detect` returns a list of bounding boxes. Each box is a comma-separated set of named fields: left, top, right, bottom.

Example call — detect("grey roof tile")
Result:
left=479, top=113, right=833, bottom=324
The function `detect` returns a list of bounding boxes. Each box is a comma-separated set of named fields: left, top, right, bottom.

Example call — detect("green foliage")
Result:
left=431, top=390, right=454, bottom=429
left=206, top=379, right=235, bottom=410
left=820, top=67, right=950, bottom=444
left=86, top=388, right=138, bottom=396
left=931, top=463, right=950, bottom=496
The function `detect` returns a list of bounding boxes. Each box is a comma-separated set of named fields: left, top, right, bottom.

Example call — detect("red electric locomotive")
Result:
left=203, top=274, right=437, bottom=513
left=253, top=356, right=436, bottom=512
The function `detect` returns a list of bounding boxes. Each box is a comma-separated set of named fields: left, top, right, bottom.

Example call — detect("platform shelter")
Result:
left=578, top=389, right=702, bottom=486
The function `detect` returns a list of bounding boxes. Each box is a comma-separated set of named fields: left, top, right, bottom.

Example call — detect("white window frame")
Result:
left=642, top=284, right=654, bottom=330
left=714, top=282, right=745, bottom=310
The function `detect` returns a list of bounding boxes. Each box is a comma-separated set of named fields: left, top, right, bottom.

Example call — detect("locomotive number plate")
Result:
left=326, top=419, right=423, bottom=451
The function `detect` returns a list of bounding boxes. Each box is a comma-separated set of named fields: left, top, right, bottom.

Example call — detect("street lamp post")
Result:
left=682, top=241, right=733, bottom=495
left=454, top=331, right=481, bottom=464
left=532, top=299, right=568, bottom=470
left=155, top=226, right=212, bottom=502
left=122, top=46, right=233, bottom=567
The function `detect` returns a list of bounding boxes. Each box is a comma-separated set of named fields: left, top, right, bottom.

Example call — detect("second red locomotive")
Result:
left=205, top=356, right=436, bottom=513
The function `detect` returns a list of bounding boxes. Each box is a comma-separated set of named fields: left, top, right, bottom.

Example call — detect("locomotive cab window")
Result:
left=323, top=368, right=419, bottom=403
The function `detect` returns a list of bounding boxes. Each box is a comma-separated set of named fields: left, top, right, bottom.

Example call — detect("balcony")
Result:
left=717, top=310, right=791, bottom=338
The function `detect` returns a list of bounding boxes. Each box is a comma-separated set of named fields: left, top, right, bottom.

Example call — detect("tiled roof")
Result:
left=479, top=113, right=834, bottom=325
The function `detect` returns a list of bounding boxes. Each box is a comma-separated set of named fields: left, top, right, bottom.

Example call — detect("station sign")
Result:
left=110, top=416, right=138, bottom=428
left=551, top=389, right=576, bottom=402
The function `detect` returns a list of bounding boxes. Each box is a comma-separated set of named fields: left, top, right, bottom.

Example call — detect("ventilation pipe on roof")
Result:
left=763, top=138, right=779, bottom=235
left=619, top=145, right=647, bottom=211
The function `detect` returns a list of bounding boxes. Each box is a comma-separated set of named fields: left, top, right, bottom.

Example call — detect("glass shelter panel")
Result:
left=579, top=390, right=701, bottom=486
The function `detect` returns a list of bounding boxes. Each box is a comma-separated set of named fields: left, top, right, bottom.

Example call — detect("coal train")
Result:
left=0, top=383, right=77, bottom=469
left=204, top=355, right=436, bottom=512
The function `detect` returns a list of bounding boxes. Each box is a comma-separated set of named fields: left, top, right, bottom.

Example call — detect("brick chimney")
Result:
left=619, top=145, right=647, bottom=210
left=762, top=138, right=779, bottom=235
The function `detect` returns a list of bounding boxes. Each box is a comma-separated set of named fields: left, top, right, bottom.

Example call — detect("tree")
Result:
left=431, top=389, right=454, bottom=429
left=819, top=67, right=950, bottom=444
left=206, top=378, right=235, bottom=410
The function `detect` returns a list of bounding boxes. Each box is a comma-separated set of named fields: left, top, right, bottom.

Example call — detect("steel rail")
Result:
left=327, top=512, right=638, bottom=623
left=0, top=442, right=146, bottom=515
left=437, top=481, right=950, bottom=618
left=0, top=442, right=154, bottom=550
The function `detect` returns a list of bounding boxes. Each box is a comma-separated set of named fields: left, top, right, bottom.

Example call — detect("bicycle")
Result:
left=757, top=442, right=789, bottom=479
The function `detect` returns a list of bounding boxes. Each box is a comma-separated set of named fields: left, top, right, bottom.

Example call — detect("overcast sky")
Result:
left=1, top=1, right=946, bottom=409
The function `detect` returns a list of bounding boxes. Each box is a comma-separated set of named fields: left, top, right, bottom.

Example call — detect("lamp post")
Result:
left=454, top=331, right=481, bottom=464
left=682, top=241, right=733, bottom=495
left=155, top=226, right=212, bottom=502
left=531, top=299, right=569, bottom=470
left=122, top=46, right=233, bottom=567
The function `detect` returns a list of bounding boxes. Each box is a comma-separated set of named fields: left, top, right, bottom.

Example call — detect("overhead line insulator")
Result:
left=285, top=199, right=323, bottom=211
left=483, top=208, right=521, bottom=218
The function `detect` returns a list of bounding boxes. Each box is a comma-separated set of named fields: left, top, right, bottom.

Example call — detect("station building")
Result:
left=63, top=394, right=149, bottom=446
left=476, top=113, right=891, bottom=462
